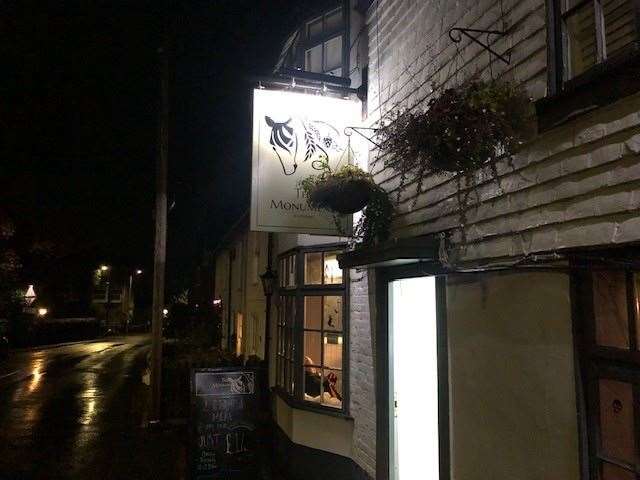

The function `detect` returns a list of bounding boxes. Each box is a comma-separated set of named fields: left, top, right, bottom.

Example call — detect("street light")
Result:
left=259, top=264, right=277, bottom=365
left=37, top=308, right=48, bottom=317
left=100, top=265, right=109, bottom=272
left=259, top=266, right=277, bottom=298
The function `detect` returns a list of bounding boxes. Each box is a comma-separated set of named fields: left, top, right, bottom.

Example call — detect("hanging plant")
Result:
left=377, top=79, right=531, bottom=201
left=300, top=162, right=394, bottom=247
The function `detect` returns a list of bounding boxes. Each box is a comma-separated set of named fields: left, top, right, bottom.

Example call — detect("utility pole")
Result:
left=150, top=12, right=169, bottom=423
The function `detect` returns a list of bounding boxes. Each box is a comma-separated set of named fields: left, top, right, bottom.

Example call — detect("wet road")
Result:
left=0, top=335, right=185, bottom=480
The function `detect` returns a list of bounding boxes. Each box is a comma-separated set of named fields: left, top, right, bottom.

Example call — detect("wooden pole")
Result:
left=150, top=25, right=169, bottom=423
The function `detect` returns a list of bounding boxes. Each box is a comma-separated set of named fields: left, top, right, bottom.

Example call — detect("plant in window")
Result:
left=299, top=161, right=394, bottom=247
left=377, top=79, right=531, bottom=201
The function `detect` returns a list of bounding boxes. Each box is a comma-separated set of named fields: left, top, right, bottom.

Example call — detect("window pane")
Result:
left=565, top=3, right=597, bottom=78
left=324, top=252, right=343, bottom=284
left=289, top=360, right=295, bottom=394
left=304, top=331, right=322, bottom=367
left=603, top=0, right=636, bottom=58
left=599, top=378, right=638, bottom=465
left=304, top=296, right=322, bottom=329
left=324, top=8, right=342, bottom=33
left=304, top=252, right=323, bottom=284
left=323, top=295, right=343, bottom=331
left=593, top=271, right=629, bottom=349
left=325, top=67, right=343, bottom=77
left=601, top=462, right=636, bottom=480
left=307, top=17, right=323, bottom=40
left=324, top=36, right=342, bottom=71
left=323, top=332, right=343, bottom=370
left=322, top=368, right=343, bottom=408
left=304, top=362, right=322, bottom=401
left=287, top=255, right=296, bottom=287
left=279, top=258, right=285, bottom=287
left=305, top=45, right=323, bottom=73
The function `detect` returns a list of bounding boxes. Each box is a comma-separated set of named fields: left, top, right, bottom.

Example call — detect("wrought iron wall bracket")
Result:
left=344, top=126, right=381, bottom=149
left=449, top=27, right=511, bottom=65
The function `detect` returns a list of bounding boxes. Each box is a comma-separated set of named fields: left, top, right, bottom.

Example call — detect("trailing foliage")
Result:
left=377, top=80, right=531, bottom=202
left=299, top=162, right=394, bottom=248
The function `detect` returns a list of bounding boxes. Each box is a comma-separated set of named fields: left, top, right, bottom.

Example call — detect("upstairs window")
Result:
left=554, top=0, right=639, bottom=82
left=304, top=8, right=345, bottom=76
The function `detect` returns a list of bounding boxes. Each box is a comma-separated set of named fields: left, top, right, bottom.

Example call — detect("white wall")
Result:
left=446, top=271, right=580, bottom=480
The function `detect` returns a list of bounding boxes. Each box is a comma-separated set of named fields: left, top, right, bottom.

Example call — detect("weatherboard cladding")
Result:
left=365, top=0, right=640, bottom=263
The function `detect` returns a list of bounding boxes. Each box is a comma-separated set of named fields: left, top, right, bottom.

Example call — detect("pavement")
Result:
left=0, top=334, right=187, bottom=479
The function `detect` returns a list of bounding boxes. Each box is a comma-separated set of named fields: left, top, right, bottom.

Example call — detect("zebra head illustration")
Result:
left=264, top=116, right=344, bottom=176
left=265, top=116, right=298, bottom=176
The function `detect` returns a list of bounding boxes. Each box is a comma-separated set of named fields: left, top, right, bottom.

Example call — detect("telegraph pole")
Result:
left=150, top=10, right=169, bottom=423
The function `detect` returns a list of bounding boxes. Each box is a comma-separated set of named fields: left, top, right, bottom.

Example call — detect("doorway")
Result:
left=388, top=275, right=446, bottom=480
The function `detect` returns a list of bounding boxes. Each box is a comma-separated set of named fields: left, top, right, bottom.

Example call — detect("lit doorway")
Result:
left=388, top=276, right=445, bottom=480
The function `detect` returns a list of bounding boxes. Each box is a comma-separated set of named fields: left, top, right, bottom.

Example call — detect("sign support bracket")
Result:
left=344, top=126, right=381, bottom=149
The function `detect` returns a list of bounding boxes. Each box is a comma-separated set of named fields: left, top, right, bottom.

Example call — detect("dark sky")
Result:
left=2, top=0, right=327, bottom=297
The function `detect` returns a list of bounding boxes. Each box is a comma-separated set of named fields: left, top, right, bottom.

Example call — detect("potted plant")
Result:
left=300, top=163, right=394, bottom=247
left=300, top=163, right=374, bottom=215
left=377, top=79, right=531, bottom=199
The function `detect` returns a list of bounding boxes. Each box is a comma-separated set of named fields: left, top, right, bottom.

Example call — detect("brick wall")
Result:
left=364, top=0, right=640, bottom=264
left=349, top=269, right=377, bottom=478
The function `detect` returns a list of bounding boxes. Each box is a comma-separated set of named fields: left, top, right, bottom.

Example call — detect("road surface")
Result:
left=0, top=335, right=185, bottom=479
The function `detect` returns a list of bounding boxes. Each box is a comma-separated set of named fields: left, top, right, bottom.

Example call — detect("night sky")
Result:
left=2, top=0, right=330, bottom=299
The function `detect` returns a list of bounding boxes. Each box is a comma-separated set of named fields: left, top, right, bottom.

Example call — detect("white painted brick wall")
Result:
left=350, top=269, right=377, bottom=478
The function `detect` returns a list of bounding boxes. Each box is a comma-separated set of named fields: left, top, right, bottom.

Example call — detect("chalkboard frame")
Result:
left=189, top=366, right=262, bottom=480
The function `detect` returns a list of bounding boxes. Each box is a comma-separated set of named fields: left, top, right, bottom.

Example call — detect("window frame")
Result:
left=302, top=7, right=348, bottom=77
left=274, top=243, right=351, bottom=417
left=548, top=0, right=640, bottom=95
left=573, top=264, right=640, bottom=479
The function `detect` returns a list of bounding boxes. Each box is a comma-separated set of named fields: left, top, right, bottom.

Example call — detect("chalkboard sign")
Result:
left=190, top=367, right=261, bottom=479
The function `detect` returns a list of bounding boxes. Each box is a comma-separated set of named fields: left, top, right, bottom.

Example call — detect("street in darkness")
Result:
left=0, top=335, right=185, bottom=479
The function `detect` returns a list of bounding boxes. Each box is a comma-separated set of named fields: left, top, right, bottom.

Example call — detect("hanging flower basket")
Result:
left=308, top=177, right=372, bottom=214
left=299, top=164, right=394, bottom=247
left=377, top=79, right=532, bottom=193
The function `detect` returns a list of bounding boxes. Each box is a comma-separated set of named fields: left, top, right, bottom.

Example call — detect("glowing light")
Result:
left=213, top=298, right=222, bottom=306
left=135, top=269, right=143, bottom=275
left=338, top=336, right=343, bottom=345
left=100, top=265, right=109, bottom=271
left=37, top=308, right=48, bottom=317
left=162, top=308, right=168, bottom=316
left=324, top=336, right=327, bottom=345
left=24, top=285, right=36, bottom=306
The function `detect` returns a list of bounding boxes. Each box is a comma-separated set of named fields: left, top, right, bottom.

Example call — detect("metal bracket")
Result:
left=344, top=126, right=381, bottom=149
left=449, top=27, right=511, bottom=65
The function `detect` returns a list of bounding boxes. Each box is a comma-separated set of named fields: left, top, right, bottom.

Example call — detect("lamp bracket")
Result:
left=448, top=27, right=511, bottom=65
left=344, top=126, right=381, bottom=149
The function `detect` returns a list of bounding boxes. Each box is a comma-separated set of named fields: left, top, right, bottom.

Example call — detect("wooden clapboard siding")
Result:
left=365, top=0, right=640, bottom=263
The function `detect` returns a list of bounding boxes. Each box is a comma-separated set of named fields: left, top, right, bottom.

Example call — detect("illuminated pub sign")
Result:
left=250, top=88, right=363, bottom=235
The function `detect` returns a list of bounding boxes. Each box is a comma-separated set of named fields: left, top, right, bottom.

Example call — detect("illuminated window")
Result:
left=276, top=245, right=347, bottom=412
left=552, top=0, right=638, bottom=82
left=576, top=268, right=640, bottom=478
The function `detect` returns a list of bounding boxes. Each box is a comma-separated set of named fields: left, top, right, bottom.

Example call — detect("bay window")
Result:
left=275, top=245, right=348, bottom=412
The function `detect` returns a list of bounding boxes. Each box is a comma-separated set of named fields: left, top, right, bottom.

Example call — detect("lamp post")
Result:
left=259, top=234, right=276, bottom=366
